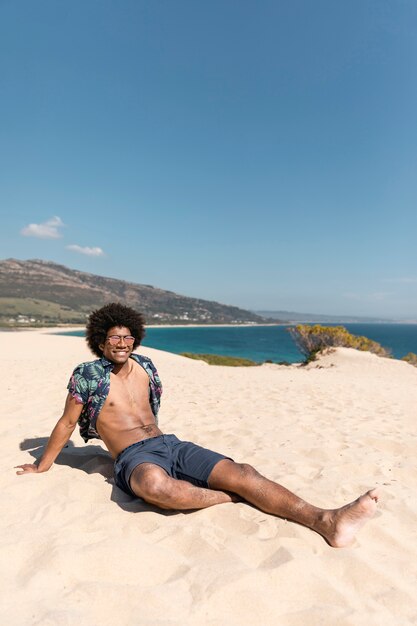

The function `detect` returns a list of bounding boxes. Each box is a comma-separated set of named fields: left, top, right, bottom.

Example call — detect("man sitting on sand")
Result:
left=16, top=303, right=379, bottom=547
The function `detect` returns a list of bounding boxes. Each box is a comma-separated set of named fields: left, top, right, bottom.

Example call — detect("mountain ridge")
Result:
left=0, top=258, right=276, bottom=326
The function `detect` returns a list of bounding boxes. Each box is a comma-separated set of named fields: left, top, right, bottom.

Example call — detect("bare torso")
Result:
left=96, top=359, right=163, bottom=458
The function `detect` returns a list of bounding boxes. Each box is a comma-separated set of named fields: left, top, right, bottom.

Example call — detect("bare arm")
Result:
left=16, top=393, right=83, bottom=475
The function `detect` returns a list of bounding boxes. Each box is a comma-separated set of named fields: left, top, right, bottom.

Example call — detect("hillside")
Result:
left=0, top=259, right=274, bottom=326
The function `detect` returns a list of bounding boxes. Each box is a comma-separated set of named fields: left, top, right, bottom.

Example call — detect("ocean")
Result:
left=59, top=323, right=417, bottom=364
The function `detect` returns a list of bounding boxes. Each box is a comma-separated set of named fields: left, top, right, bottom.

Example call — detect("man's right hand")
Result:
left=15, top=464, right=46, bottom=475
left=15, top=393, right=82, bottom=477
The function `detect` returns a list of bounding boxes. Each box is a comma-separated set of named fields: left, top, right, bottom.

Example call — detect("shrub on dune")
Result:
left=288, top=324, right=391, bottom=363
left=402, top=352, right=417, bottom=367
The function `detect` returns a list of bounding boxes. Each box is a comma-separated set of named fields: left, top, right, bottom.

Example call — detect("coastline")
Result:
left=0, top=322, right=285, bottom=332
left=8, top=322, right=415, bottom=364
left=2, top=328, right=417, bottom=624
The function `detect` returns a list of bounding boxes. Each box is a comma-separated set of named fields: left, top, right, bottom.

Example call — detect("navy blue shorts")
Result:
left=113, top=434, right=232, bottom=496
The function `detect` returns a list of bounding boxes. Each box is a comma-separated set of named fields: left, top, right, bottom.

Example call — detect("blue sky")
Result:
left=1, top=0, right=416, bottom=318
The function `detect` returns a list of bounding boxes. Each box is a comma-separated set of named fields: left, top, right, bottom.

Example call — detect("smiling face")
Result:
left=99, top=325, right=135, bottom=365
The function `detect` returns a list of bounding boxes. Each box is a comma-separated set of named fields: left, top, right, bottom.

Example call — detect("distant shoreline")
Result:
left=0, top=322, right=286, bottom=333
left=1, top=319, right=416, bottom=333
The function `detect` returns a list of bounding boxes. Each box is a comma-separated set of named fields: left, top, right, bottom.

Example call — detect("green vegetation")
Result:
left=288, top=324, right=391, bottom=362
left=402, top=352, right=417, bottom=367
left=180, top=353, right=259, bottom=366
left=0, top=298, right=87, bottom=326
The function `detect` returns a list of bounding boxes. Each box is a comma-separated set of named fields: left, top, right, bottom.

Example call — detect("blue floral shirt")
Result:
left=67, top=353, right=162, bottom=443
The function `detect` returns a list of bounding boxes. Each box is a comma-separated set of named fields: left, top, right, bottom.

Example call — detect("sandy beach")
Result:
left=2, top=329, right=417, bottom=625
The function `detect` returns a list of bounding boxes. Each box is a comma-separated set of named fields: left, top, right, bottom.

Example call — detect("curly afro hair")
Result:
left=86, top=302, right=146, bottom=357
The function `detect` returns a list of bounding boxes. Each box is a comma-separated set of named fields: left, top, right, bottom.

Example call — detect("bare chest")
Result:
left=105, top=364, right=151, bottom=412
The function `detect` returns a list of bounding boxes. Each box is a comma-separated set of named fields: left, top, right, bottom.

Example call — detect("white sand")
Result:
left=1, top=330, right=417, bottom=625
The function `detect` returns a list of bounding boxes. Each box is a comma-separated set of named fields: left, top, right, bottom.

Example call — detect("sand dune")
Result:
left=2, top=330, right=417, bottom=625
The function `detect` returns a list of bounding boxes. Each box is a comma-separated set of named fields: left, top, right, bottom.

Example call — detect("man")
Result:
left=16, top=303, right=378, bottom=547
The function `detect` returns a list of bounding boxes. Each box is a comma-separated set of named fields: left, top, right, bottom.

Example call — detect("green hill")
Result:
left=0, top=259, right=274, bottom=327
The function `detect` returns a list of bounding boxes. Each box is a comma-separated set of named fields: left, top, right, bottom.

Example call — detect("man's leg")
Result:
left=208, top=460, right=379, bottom=548
left=129, top=462, right=236, bottom=509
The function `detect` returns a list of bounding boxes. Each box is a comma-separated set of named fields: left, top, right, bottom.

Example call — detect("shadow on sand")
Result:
left=19, top=437, right=181, bottom=516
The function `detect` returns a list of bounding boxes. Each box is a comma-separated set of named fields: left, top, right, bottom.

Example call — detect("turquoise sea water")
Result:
left=59, top=323, right=417, bottom=363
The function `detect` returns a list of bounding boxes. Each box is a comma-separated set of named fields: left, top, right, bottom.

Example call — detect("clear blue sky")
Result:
left=1, top=0, right=416, bottom=318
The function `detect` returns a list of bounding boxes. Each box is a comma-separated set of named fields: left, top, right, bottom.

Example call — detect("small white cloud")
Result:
left=66, top=244, right=105, bottom=257
left=368, top=291, right=392, bottom=301
left=342, top=291, right=392, bottom=302
left=342, top=292, right=360, bottom=300
left=382, top=277, right=417, bottom=284
left=21, top=216, right=65, bottom=239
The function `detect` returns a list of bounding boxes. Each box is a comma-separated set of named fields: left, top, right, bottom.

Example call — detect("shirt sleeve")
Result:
left=67, top=365, right=89, bottom=404
left=147, top=358, right=163, bottom=395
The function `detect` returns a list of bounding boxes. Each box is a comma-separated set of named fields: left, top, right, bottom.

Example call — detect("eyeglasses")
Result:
left=106, top=334, right=135, bottom=346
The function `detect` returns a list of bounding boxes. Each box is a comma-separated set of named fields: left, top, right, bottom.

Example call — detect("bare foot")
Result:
left=320, top=489, right=379, bottom=548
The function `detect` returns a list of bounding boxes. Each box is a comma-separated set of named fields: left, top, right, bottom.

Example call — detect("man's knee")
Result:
left=209, top=460, right=259, bottom=491
left=130, top=466, right=173, bottom=505
left=232, top=462, right=259, bottom=483
left=235, top=462, right=257, bottom=476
